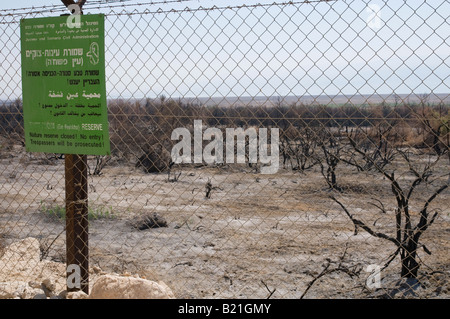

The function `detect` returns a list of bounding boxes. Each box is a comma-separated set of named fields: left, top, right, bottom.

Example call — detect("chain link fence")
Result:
left=0, top=0, right=449, bottom=298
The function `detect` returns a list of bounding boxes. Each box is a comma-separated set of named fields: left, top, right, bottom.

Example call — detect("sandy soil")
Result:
left=0, top=141, right=449, bottom=298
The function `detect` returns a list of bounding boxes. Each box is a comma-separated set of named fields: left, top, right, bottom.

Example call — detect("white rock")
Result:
left=0, top=238, right=175, bottom=300
left=89, top=274, right=175, bottom=299
left=66, top=291, right=89, bottom=299
left=0, top=281, right=42, bottom=299
left=22, top=286, right=45, bottom=299
left=0, top=238, right=66, bottom=298
left=0, top=238, right=40, bottom=277
left=0, top=281, right=27, bottom=299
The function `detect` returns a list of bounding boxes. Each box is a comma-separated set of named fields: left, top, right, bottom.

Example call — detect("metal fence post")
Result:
left=62, top=0, right=89, bottom=295
left=65, top=154, right=89, bottom=294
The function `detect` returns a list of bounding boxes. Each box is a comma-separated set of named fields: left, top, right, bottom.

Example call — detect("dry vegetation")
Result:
left=0, top=99, right=449, bottom=298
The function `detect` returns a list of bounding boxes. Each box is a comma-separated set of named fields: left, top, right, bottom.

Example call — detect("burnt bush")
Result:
left=136, top=143, right=172, bottom=173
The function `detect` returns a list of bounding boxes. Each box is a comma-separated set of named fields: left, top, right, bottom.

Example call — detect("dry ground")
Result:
left=0, top=141, right=449, bottom=298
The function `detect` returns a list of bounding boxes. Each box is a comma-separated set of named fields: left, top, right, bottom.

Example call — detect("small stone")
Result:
left=42, top=279, right=56, bottom=292
left=33, top=293, right=47, bottom=299
left=21, top=286, right=44, bottom=299
left=58, top=290, right=68, bottom=299
left=92, top=266, right=102, bottom=274
left=66, top=291, right=89, bottom=299
left=28, top=281, right=41, bottom=289
left=40, top=280, right=56, bottom=298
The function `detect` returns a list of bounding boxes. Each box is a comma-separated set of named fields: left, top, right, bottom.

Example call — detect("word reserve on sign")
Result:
left=20, top=14, right=110, bottom=156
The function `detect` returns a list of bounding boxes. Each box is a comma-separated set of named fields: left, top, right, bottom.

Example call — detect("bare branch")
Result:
left=414, top=183, right=449, bottom=240
left=347, top=132, right=395, bottom=182
left=40, top=227, right=66, bottom=261
left=261, top=280, right=276, bottom=299
left=330, top=196, right=399, bottom=246
left=300, top=244, right=361, bottom=299
left=422, top=244, right=432, bottom=255
left=396, top=148, right=440, bottom=202
left=397, top=149, right=421, bottom=178
left=381, top=247, right=401, bottom=272
left=300, top=262, right=331, bottom=299
left=368, top=198, right=387, bottom=214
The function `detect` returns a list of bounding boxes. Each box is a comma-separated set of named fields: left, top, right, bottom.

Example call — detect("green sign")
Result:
left=20, top=14, right=110, bottom=155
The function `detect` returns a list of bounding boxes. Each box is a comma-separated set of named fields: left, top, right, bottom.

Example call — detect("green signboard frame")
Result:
left=21, top=14, right=110, bottom=155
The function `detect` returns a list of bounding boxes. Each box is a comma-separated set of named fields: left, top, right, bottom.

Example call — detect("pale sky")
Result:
left=1, top=0, right=449, bottom=100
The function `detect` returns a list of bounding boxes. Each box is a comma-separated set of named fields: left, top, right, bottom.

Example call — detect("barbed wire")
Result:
left=106, top=0, right=338, bottom=16
left=0, top=0, right=337, bottom=17
left=0, top=0, right=190, bottom=16
left=0, top=0, right=131, bottom=13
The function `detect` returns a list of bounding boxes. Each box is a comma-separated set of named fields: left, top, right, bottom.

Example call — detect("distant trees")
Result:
left=0, top=98, right=23, bottom=136
left=315, top=127, right=344, bottom=191
left=412, top=104, right=449, bottom=156
left=0, top=99, right=24, bottom=148
left=280, top=125, right=318, bottom=171
left=1, top=96, right=448, bottom=179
